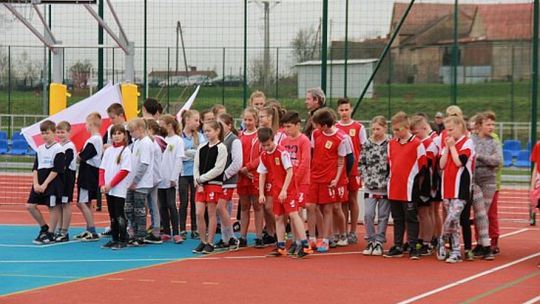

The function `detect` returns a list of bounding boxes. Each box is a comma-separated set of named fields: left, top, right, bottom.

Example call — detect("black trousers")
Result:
left=460, top=199, right=472, bottom=250
left=390, top=200, right=419, bottom=248
left=106, top=194, right=127, bottom=242
left=159, top=187, right=179, bottom=235
left=178, top=176, right=197, bottom=231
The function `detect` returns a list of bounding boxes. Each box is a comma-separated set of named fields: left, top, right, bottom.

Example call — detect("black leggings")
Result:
left=460, top=199, right=472, bottom=250
left=179, top=176, right=197, bottom=231
left=106, top=194, right=127, bottom=242
left=158, top=187, right=179, bottom=235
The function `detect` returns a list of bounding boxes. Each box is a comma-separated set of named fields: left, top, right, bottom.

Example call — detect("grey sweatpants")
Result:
left=472, top=183, right=495, bottom=247
left=146, top=185, right=161, bottom=236
left=363, top=196, right=391, bottom=243
left=126, top=189, right=147, bottom=239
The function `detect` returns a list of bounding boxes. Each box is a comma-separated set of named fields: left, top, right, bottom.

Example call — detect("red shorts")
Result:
left=195, top=185, right=222, bottom=203
left=273, top=194, right=299, bottom=216
left=264, top=182, right=272, bottom=196
left=219, top=188, right=235, bottom=201
left=237, top=185, right=258, bottom=197
left=308, top=183, right=348, bottom=205
left=297, top=184, right=309, bottom=208
left=348, top=175, right=361, bottom=192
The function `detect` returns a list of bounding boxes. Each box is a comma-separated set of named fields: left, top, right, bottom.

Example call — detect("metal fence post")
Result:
left=8, top=46, right=12, bottom=137
left=275, top=47, right=279, bottom=98
left=243, top=0, right=248, bottom=109
left=531, top=0, right=539, bottom=158
left=344, top=0, right=349, bottom=98
left=167, top=47, right=170, bottom=111
left=451, top=0, right=458, bottom=105
left=222, top=47, right=226, bottom=105
left=321, top=0, right=328, bottom=93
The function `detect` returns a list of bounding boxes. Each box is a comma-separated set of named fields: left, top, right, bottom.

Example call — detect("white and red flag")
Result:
left=22, top=82, right=122, bottom=151
left=176, top=85, right=200, bottom=122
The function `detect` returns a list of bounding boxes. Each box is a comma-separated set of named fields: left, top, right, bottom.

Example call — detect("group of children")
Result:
left=26, top=88, right=539, bottom=262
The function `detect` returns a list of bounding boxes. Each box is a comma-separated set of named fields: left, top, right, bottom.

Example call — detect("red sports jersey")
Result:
left=429, top=130, right=438, bottom=141
left=281, top=134, right=311, bottom=187
left=421, top=136, right=439, bottom=197
left=434, top=129, right=447, bottom=156
left=238, top=130, right=260, bottom=187
left=387, top=135, right=427, bottom=201
left=531, top=141, right=540, bottom=174
left=441, top=136, right=475, bottom=200
left=257, top=145, right=295, bottom=198
left=336, top=120, right=367, bottom=177
left=311, top=128, right=351, bottom=184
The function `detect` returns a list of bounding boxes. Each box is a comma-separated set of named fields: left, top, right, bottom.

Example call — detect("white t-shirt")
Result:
left=61, top=140, right=77, bottom=171
left=84, top=134, right=103, bottom=168
left=100, top=145, right=132, bottom=198
left=151, top=137, right=163, bottom=187
left=159, top=134, right=185, bottom=189
left=128, top=136, right=154, bottom=189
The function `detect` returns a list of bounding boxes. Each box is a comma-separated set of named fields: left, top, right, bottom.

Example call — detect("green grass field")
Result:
left=0, top=80, right=533, bottom=122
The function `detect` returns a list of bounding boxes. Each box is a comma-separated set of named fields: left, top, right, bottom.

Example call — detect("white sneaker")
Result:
left=445, top=254, right=462, bottom=264
left=436, top=239, right=448, bottom=261
left=337, top=237, right=348, bottom=247
left=371, top=242, right=383, bottom=256
left=362, top=242, right=374, bottom=255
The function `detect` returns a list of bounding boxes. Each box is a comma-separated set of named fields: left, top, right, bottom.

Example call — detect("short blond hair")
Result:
left=127, top=118, right=147, bottom=132
left=391, top=111, right=409, bottom=129
left=249, top=90, right=266, bottom=103
left=444, top=115, right=467, bottom=133
left=371, top=115, right=387, bottom=128
left=410, top=115, right=428, bottom=129
left=445, top=105, right=463, bottom=118
left=56, top=121, right=71, bottom=132
left=86, top=112, right=102, bottom=128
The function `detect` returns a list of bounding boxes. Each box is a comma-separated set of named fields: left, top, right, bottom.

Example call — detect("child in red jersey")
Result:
left=336, top=98, right=367, bottom=245
left=383, top=112, right=426, bottom=260
left=410, top=115, right=439, bottom=256
left=238, top=107, right=264, bottom=247
left=309, top=109, right=351, bottom=253
left=531, top=141, right=540, bottom=223
left=281, top=111, right=311, bottom=254
left=257, top=127, right=313, bottom=258
left=437, top=115, right=475, bottom=264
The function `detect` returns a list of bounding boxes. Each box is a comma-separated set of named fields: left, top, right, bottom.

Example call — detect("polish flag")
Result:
left=22, top=82, right=122, bottom=152
left=176, top=85, right=200, bottom=122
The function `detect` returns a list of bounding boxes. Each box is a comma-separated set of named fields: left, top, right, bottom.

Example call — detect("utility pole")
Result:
left=176, top=21, right=179, bottom=73
left=252, top=1, right=280, bottom=92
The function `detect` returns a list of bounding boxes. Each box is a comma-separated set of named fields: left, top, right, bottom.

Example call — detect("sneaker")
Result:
left=55, top=233, right=69, bottom=243
left=202, top=243, right=215, bottom=254
left=372, top=242, right=383, bottom=256
left=100, top=227, right=112, bottom=237
left=309, top=240, right=318, bottom=251
left=262, top=234, right=276, bottom=246
left=101, top=240, right=116, bottom=249
left=384, top=246, right=404, bottom=258
left=288, top=242, right=298, bottom=256
left=214, top=239, right=229, bottom=251
left=144, top=234, right=163, bottom=244
left=492, top=246, right=500, bottom=256
left=254, top=238, right=265, bottom=249
left=347, top=233, right=358, bottom=244
left=127, top=238, right=144, bottom=247
left=266, top=247, right=287, bottom=257
left=472, top=245, right=484, bottom=258
left=295, top=246, right=313, bottom=259
left=317, top=240, right=329, bottom=253
left=464, top=250, right=475, bottom=261
left=112, top=242, right=127, bottom=250
left=419, top=244, right=432, bottom=256
left=180, top=231, right=188, bottom=239
left=483, top=247, right=495, bottom=260
left=173, top=235, right=184, bottom=244
left=362, top=242, right=374, bottom=256
left=161, top=234, right=172, bottom=242
left=329, top=239, right=338, bottom=248
left=81, top=233, right=100, bottom=242
left=337, top=237, right=349, bottom=247
left=191, top=231, right=200, bottom=240
left=402, top=242, right=409, bottom=252
left=436, top=240, right=448, bottom=261
left=228, top=238, right=240, bottom=252
left=192, top=242, right=205, bottom=254
left=445, top=254, right=462, bottom=264
left=75, top=231, right=92, bottom=240
left=232, top=221, right=241, bottom=232
left=33, top=232, right=53, bottom=245
left=238, top=237, right=248, bottom=248
left=409, top=247, right=420, bottom=260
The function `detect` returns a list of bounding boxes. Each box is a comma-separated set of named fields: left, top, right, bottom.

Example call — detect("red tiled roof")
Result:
left=392, top=2, right=532, bottom=41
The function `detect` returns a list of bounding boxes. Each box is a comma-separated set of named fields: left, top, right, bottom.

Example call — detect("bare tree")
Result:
left=291, top=26, right=320, bottom=64
left=69, top=60, right=93, bottom=88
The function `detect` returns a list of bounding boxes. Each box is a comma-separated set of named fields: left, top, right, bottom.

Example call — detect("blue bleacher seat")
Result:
left=27, top=148, right=36, bottom=156
left=10, top=139, right=29, bottom=155
left=527, top=141, right=533, bottom=152
left=12, top=131, right=24, bottom=141
left=503, top=140, right=521, bottom=158
left=502, top=150, right=513, bottom=167
left=514, top=150, right=531, bottom=168
left=0, top=131, right=7, bottom=140
left=0, top=139, right=7, bottom=154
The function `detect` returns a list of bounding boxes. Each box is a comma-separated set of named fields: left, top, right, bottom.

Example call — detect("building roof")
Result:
left=148, top=70, right=217, bottom=78
left=295, top=59, right=378, bottom=67
left=392, top=2, right=532, bottom=43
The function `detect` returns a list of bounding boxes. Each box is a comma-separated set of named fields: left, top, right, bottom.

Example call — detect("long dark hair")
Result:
left=110, top=124, right=128, bottom=164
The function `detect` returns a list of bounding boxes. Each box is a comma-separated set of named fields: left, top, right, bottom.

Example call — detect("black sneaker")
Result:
left=262, top=234, right=276, bottom=246
left=191, top=231, right=200, bottom=240
left=112, top=242, right=127, bottom=250
left=33, top=232, right=54, bottom=245
left=483, top=246, right=495, bottom=260
left=232, top=221, right=241, bottom=232
left=329, top=239, right=338, bottom=248
left=228, top=238, right=240, bottom=252
left=492, top=246, right=500, bottom=255
left=81, top=233, right=100, bottom=242
left=101, top=240, right=116, bottom=248
left=202, top=243, right=215, bottom=254
left=144, top=234, right=163, bottom=244
left=214, top=239, right=229, bottom=251
left=100, top=227, right=112, bottom=237
left=55, top=233, right=69, bottom=242
left=254, top=238, right=265, bottom=249
left=384, top=246, right=404, bottom=258
left=192, top=242, right=206, bottom=254
left=288, top=242, right=298, bottom=256
left=472, top=245, right=484, bottom=258
left=127, top=238, right=144, bottom=247
left=419, top=244, right=432, bottom=256
left=295, top=246, right=313, bottom=259
left=180, top=231, right=188, bottom=239
left=33, top=231, right=48, bottom=245
left=238, top=237, right=247, bottom=248
left=402, top=243, right=409, bottom=253
left=409, top=247, right=420, bottom=260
